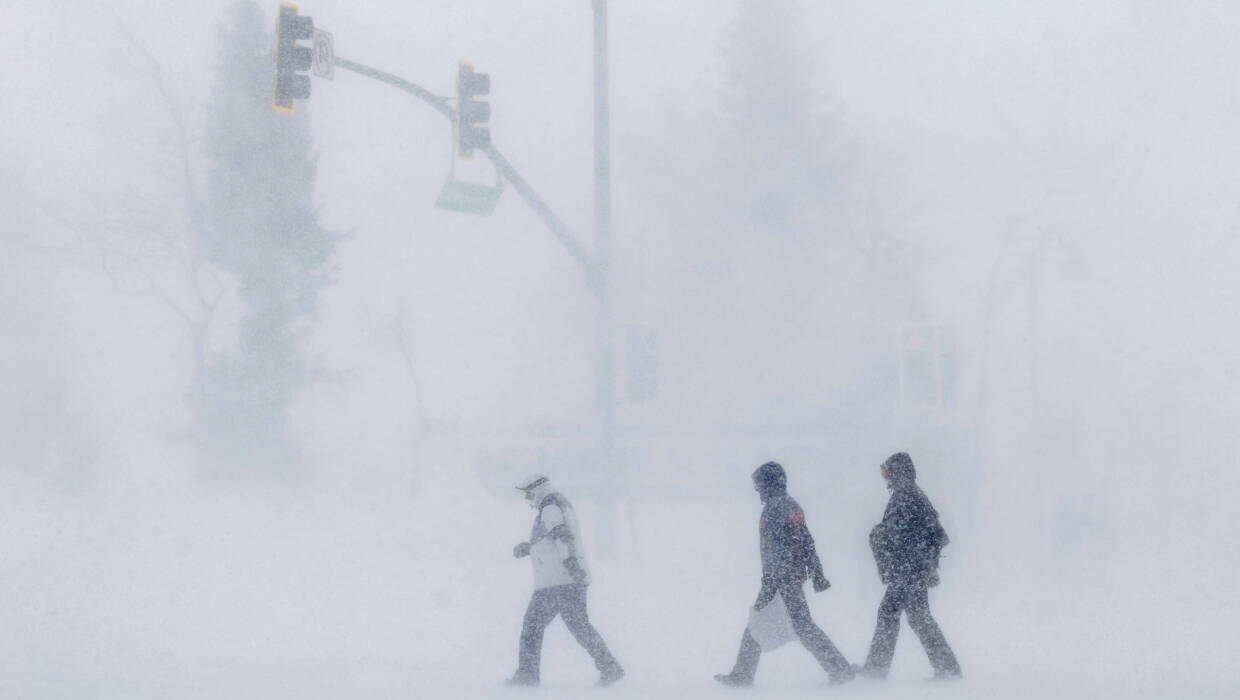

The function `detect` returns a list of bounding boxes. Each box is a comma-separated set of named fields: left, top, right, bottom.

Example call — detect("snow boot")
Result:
left=853, top=663, right=886, bottom=681
left=597, top=663, right=625, bottom=687
left=713, top=672, right=753, bottom=687
left=826, top=664, right=856, bottom=685
left=503, top=673, right=538, bottom=687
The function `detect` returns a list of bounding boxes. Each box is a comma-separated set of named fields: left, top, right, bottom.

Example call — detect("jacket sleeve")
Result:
left=789, top=509, right=826, bottom=583
left=802, top=525, right=828, bottom=585
left=754, top=577, right=777, bottom=609
left=757, top=542, right=778, bottom=605
left=539, top=505, right=579, bottom=561
left=870, top=522, right=895, bottom=583
left=931, top=514, right=950, bottom=551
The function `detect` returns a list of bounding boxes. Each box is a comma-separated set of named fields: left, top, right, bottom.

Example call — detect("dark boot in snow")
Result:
left=929, top=668, right=963, bottom=681
left=714, top=672, right=753, bottom=687
left=853, top=663, right=886, bottom=681
left=826, top=664, right=856, bottom=685
left=597, top=663, right=625, bottom=687
left=503, top=673, right=538, bottom=687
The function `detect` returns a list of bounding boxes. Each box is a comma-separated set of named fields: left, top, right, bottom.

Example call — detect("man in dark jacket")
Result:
left=861, top=452, right=962, bottom=679
left=715, top=462, right=854, bottom=687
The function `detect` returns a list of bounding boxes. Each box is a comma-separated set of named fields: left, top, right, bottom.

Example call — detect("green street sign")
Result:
left=435, top=176, right=501, bottom=215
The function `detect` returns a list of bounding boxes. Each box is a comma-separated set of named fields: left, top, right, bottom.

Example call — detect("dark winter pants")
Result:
left=728, top=583, right=853, bottom=683
left=515, top=584, right=618, bottom=681
left=863, top=585, right=961, bottom=677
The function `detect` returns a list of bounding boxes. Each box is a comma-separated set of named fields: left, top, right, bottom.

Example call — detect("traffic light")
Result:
left=273, top=2, right=314, bottom=112
left=456, top=62, right=491, bottom=157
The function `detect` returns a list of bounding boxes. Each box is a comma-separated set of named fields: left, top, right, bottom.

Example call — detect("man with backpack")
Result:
left=860, top=452, right=962, bottom=680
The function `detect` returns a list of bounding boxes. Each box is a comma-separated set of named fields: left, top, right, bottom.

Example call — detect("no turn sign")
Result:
left=312, top=29, right=334, bottom=80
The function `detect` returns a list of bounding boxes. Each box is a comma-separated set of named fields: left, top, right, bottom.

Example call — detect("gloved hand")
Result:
left=513, top=542, right=531, bottom=558
left=812, top=573, right=831, bottom=593
left=564, top=557, right=588, bottom=585
left=753, top=584, right=776, bottom=611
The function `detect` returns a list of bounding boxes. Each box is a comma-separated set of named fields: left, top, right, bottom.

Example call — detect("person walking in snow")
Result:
left=714, top=461, right=855, bottom=687
left=506, top=473, right=624, bottom=687
left=860, top=452, right=962, bottom=680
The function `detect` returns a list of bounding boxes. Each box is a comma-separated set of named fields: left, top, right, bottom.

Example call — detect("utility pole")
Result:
left=592, top=0, right=616, bottom=555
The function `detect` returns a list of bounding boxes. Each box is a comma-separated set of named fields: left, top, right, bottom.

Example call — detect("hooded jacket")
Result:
left=524, top=478, right=591, bottom=590
left=752, top=462, right=829, bottom=606
left=870, top=453, right=949, bottom=588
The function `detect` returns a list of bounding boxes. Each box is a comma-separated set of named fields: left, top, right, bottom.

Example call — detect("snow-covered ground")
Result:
left=0, top=442, right=1233, bottom=700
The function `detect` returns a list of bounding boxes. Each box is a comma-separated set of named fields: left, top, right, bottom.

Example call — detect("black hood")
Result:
left=752, top=461, right=788, bottom=501
left=883, top=452, right=917, bottom=488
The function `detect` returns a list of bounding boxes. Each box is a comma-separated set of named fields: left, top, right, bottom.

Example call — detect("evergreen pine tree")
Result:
left=716, top=0, right=923, bottom=321
left=712, top=0, right=925, bottom=419
left=717, top=0, right=845, bottom=242
left=194, top=0, right=337, bottom=475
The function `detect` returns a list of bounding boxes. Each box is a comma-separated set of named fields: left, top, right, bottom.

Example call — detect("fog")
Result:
left=1, top=1, right=1237, bottom=697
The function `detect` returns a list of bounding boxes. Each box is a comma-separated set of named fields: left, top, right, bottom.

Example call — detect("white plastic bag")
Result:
left=746, top=592, right=798, bottom=651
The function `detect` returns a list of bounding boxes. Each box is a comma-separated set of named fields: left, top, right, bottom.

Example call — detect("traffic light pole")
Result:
left=334, top=57, right=452, bottom=118
left=333, top=56, right=600, bottom=291
left=331, top=53, right=619, bottom=550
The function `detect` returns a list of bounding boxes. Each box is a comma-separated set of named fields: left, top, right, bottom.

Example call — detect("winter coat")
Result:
left=759, top=493, right=827, bottom=587
left=870, top=454, right=949, bottom=588
left=751, top=463, right=829, bottom=607
left=526, top=486, right=591, bottom=590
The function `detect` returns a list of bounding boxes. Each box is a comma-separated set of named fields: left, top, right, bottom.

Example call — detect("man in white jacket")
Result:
left=506, top=474, right=624, bottom=687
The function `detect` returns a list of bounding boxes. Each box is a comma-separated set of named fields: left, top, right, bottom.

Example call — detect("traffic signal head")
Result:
left=456, top=62, right=491, bottom=157
left=273, top=2, right=315, bottom=112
